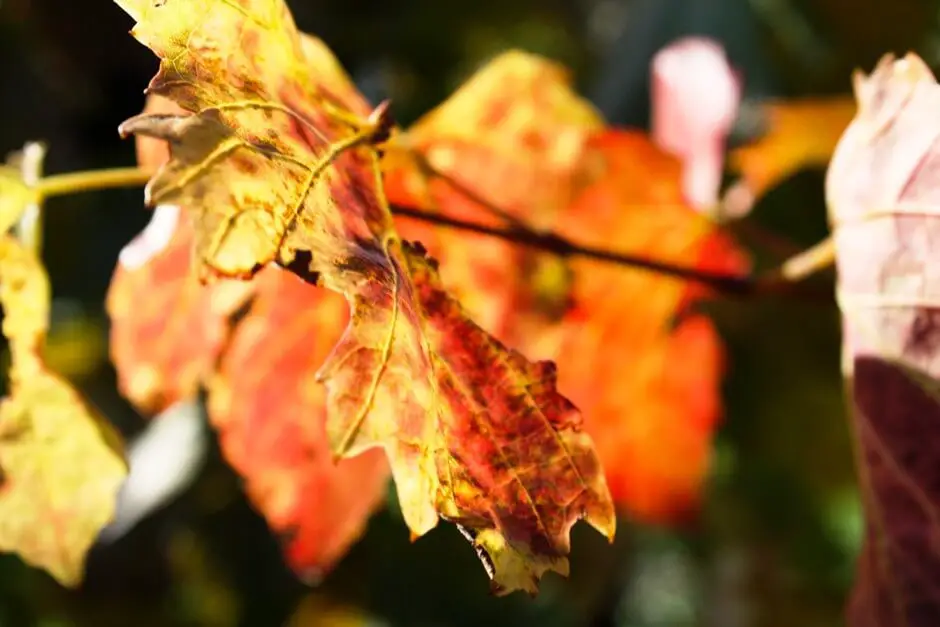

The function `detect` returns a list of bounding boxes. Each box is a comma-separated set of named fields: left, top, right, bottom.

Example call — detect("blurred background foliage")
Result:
left=0, top=0, right=934, bottom=625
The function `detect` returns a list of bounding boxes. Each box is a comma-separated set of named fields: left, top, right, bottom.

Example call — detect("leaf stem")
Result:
left=779, top=236, right=836, bottom=281
left=35, top=167, right=152, bottom=200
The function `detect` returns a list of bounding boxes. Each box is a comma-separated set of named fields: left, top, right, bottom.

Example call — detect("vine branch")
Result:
left=22, top=165, right=833, bottom=302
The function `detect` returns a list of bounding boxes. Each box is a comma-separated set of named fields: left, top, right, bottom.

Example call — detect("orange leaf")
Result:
left=113, top=0, right=614, bottom=594
left=390, top=122, right=747, bottom=523
left=385, top=50, right=603, bottom=339
left=730, top=96, right=856, bottom=199
left=549, top=131, right=747, bottom=522
left=385, top=49, right=604, bottom=228
left=108, top=208, right=388, bottom=578
left=387, top=51, right=747, bottom=522
left=208, top=267, right=389, bottom=577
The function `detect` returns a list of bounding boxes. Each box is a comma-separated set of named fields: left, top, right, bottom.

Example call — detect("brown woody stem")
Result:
left=392, top=205, right=833, bottom=301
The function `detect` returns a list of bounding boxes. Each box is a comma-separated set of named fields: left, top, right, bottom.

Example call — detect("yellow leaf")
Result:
left=730, top=96, right=856, bottom=199
left=0, top=236, right=126, bottom=586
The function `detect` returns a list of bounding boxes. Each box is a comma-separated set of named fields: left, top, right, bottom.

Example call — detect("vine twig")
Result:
left=392, top=204, right=833, bottom=301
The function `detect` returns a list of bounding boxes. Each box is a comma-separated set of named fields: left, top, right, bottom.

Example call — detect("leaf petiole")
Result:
left=35, top=167, right=152, bottom=200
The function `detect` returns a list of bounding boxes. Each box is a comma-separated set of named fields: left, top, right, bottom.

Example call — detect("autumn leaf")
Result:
left=115, top=0, right=382, bottom=281
left=391, top=71, right=747, bottom=523
left=319, top=241, right=614, bottom=594
left=107, top=204, right=252, bottom=412
left=207, top=266, right=389, bottom=576
left=827, top=52, right=940, bottom=627
left=0, top=234, right=126, bottom=586
left=549, top=131, right=748, bottom=521
left=114, top=0, right=614, bottom=593
left=384, top=49, right=604, bottom=228
left=108, top=204, right=390, bottom=577
left=730, top=94, right=856, bottom=200
left=385, top=50, right=603, bottom=336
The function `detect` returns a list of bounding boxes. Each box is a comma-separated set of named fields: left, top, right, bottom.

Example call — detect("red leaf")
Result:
left=208, top=267, right=388, bottom=576
left=108, top=209, right=390, bottom=576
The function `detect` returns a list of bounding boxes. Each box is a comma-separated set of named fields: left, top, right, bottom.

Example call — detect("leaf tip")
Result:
left=366, top=99, right=396, bottom=143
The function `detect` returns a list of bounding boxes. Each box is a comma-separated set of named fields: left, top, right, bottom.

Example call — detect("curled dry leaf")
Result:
left=827, top=52, right=940, bottom=626
left=0, top=235, right=126, bottom=586
left=113, top=0, right=614, bottom=593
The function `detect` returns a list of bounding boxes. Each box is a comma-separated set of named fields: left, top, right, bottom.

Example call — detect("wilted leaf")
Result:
left=731, top=95, right=856, bottom=200
left=208, top=267, right=389, bottom=576
left=0, top=235, right=126, bottom=586
left=115, top=0, right=614, bottom=593
left=826, top=52, right=940, bottom=626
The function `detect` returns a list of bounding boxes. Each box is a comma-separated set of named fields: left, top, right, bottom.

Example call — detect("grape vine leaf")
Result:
left=208, top=265, right=389, bottom=576
left=551, top=131, right=748, bottom=521
left=384, top=50, right=603, bottom=339
left=0, top=233, right=126, bottom=586
left=109, top=187, right=388, bottom=576
left=386, top=59, right=747, bottom=523
left=107, top=203, right=252, bottom=412
left=113, top=0, right=614, bottom=593
left=827, top=52, right=940, bottom=627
